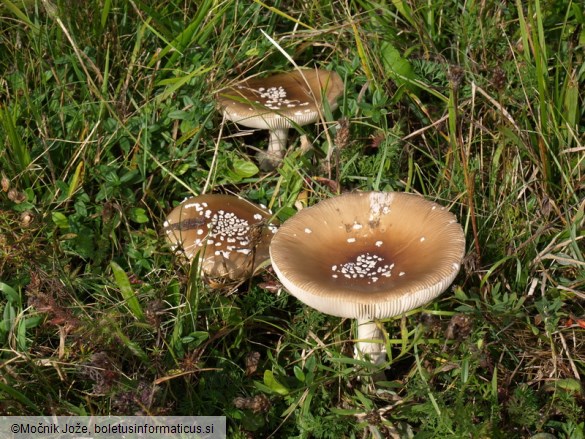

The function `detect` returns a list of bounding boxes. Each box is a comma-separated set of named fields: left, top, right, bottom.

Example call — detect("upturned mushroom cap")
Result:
left=164, top=194, right=278, bottom=283
left=269, top=192, right=465, bottom=319
left=217, top=69, right=344, bottom=131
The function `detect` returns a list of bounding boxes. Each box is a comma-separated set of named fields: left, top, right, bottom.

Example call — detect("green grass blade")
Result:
left=0, top=104, right=31, bottom=180
left=0, top=381, right=42, bottom=414
left=253, top=0, right=314, bottom=30
left=110, top=261, right=144, bottom=321
left=99, top=0, right=112, bottom=31
left=1, top=0, right=39, bottom=32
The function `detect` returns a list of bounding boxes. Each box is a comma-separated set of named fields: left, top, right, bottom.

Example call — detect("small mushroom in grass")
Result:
left=217, top=68, right=344, bottom=169
left=164, top=194, right=278, bottom=286
left=269, top=192, right=465, bottom=366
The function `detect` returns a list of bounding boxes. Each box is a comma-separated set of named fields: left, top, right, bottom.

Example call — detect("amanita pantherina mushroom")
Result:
left=164, top=194, right=278, bottom=286
left=269, top=192, right=465, bottom=365
left=217, top=68, right=344, bottom=169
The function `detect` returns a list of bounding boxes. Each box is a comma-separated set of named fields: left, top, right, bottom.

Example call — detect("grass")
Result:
left=0, top=0, right=584, bottom=437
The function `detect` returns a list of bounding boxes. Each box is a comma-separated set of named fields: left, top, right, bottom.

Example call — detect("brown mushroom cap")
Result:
left=164, top=194, right=278, bottom=282
left=217, top=69, right=344, bottom=130
left=269, top=192, right=465, bottom=319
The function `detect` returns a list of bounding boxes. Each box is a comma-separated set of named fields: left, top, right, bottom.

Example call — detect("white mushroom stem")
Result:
left=258, top=128, right=289, bottom=170
left=267, top=128, right=289, bottom=158
left=355, top=319, right=387, bottom=366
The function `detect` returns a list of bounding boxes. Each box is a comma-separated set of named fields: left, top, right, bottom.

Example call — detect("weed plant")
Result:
left=0, top=0, right=583, bottom=437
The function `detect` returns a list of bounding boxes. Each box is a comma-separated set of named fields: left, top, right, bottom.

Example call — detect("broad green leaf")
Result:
left=52, top=212, right=69, bottom=229
left=232, top=158, right=259, bottom=178
left=110, top=261, right=144, bottom=320
left=550, top=378, right=583, bottom=394
left=293, top=365, right=305, bottom=383
left=181, top=331, right=209, bottom=347
left=128, top=207, right=149, bottom=224
left=380, top=41, right=417, bottom=93
left=0, top=282, right=20, bottom=304
left=263, top=370, right=289, bottom=395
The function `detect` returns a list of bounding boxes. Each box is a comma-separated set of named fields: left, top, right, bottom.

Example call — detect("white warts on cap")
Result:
left=368, top=192, right=392, bottom=223
left=165, top=194, right=279, bottom=283
left=330, top=253, right=394, bottom=283
left=256, top=86, right=307, bottom=111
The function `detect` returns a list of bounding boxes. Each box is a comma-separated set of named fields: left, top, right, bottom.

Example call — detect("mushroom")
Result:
left=269, top=191, right=465, bottom=365
left=217, top=68, right=344, bottom=169
left=164, top=194, right=278, bottom=286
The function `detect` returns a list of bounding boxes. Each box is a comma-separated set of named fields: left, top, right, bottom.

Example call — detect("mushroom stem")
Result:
left=268, top=128, right=289, bottom=157
left=355, top=319, right=387, bottom=365
left=259, top=128, right=289, bottom=170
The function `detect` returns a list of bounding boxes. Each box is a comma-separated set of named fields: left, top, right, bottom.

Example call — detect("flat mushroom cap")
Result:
left=269, top=192, right=466, bottom=320
left=164, top=194, right=278, bottom=282
left=217, top=69, right=344, bottom=130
